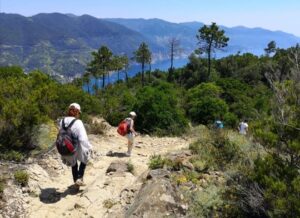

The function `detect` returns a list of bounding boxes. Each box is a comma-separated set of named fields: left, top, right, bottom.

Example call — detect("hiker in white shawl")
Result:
left=60, top=103, right=92, bottom=186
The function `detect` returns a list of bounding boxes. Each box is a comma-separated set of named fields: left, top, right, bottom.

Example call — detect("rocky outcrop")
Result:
left=106, top=161, right=132, bottom=175
left=124, top=169, right=188, bottom=218
left=166, top=150, right=194, bottom=171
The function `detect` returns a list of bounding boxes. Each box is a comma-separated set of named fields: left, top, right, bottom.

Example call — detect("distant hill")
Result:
left=0, top=13, right=155, bottom=77
left=106, top=18, right=200, bottom=57
left=1, top=13, right=300, bottom=77
left=107, top=18, right=300, bottom=57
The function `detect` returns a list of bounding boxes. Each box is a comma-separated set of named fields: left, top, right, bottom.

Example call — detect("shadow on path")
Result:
left=39, top=185, right=83, bottom=204
left=106, top=150, right=128, bottom=158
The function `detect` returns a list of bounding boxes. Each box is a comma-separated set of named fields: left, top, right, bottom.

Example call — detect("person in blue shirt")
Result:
left=214, top=119, right=224, bottom=129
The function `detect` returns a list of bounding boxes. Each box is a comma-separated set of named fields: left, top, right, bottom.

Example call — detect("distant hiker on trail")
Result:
left=58, top=103, right=92, bottom=187
left=125, top=111, right=138, bottom=157
left=214, top=119, right=224, bottom=129
left=238, top=119, right=248, bottom=135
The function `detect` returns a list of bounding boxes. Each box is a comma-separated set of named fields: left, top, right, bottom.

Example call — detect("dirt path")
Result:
left=24, top=123, right=191, bottom=218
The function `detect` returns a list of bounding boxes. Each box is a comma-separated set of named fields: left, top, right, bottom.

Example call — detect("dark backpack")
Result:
left=56, top=118, right=79, bottom=156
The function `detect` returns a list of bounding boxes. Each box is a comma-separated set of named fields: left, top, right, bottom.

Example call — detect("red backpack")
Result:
left=117, top=119, right=130, bottom=136
left=56, top=118, right=79, bottom=155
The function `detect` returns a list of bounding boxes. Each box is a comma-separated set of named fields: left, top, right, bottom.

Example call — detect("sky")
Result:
left=1, top=0, right=300, bottom=36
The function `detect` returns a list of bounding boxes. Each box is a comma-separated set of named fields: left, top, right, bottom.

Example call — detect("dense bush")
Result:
left=134, top=82, right=188, bottom=136
left=223, top=112, right=238, bottom=128
left=98, top=83, right=136, bottom=126
left=187, top=83, right=228, bottom=124
left=173, top=54, right=208, bottom=88
left=250, top=80, right=300, bottom=217
left=190, top=129, right=243, bottom=170
left=0, top=66, right=101, bottom=157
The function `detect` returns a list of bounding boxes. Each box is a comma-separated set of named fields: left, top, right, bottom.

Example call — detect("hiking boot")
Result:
left=75, top=178, right=86, bottom=186
left=125, top=152, right=131, bottom=157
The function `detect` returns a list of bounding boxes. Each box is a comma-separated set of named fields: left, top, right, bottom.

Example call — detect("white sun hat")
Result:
left=129, top=111, right=137, bottom=117
left=69, top=103, right=81, bottom=112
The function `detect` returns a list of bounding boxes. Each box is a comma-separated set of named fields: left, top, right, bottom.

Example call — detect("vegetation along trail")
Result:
left=24, top=118, right=192, bottom=218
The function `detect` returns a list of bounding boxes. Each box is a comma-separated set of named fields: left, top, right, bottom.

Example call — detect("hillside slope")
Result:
left=0, top=13, right=156, bottom=77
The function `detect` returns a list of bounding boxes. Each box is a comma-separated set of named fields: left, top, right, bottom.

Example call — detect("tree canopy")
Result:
left=196, top=22, right=229, bottom=80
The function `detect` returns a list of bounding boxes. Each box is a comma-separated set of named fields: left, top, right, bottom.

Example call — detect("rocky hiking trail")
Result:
left=3, top=119, right=192, bottom=218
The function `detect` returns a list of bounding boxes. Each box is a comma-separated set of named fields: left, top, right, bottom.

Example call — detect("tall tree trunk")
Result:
left=207, top=42, right=212, bottom=80
left=86, top=77, right=90, bottom=94
left=208, top=52, right=211, bottom=80
left=170, top=45, right=174, bottom=70
left=148, top=63, right=151, bottom=82
left=169, top=50, right=174, bottom=81
left=125, top=71, right=128, bottom=83
left=95, top=76, right=98, bottom=91
left=142, top=61, right=145, bottom=86
left=102, top=75, right=105, bottom=88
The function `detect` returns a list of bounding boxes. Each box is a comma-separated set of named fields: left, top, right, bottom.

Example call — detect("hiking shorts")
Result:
left=126, top=133, right=134, bottom=143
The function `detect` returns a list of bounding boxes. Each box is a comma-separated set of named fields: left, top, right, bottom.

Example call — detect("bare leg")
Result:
left=127, top=141, right=133, bottom=155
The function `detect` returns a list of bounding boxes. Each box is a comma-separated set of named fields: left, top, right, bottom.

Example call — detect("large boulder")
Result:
left=124, top=169, right=187, bottom=218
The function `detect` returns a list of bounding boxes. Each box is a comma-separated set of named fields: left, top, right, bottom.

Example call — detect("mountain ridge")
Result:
left=1, top=13, right=299, bottom=77
left=107, top=18, right=300, bottom=56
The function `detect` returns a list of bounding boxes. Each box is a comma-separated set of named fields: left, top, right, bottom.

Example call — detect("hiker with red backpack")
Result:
left=57, top=103, right=92, bottom=187
left=117, top=111, right=138, bottom=157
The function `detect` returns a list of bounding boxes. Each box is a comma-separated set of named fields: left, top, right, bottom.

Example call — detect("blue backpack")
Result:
left=215, top=120, right=224, bottom=129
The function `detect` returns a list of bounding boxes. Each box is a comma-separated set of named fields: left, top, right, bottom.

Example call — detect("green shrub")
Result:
left=215, top=138, right=241, bottom=165
left=185, top=171, right=200, bottom=184
left=189, top=129, right=242, bottom=170
left=191, top=159, right=209, bottom=173
left=148, top=155, right=166, bottom=170
left=223, top=112, right=238, bottom=128
left=187, top=83, right=229, bottom=124
left=0, top=150, right=24, bottom=162
left=188, top=184, right=224, bottom=218
left=134, top=82, right=188, bottom=136
left=0, top=174, right=7, bottom=197
left=14, top=170, right=29, bottom=186
left=175, top=174, right=188, bottom=185
left=127, top=161, right=134, bottom=173
left=99, top=83, right=136, bottom=126
left=0, top=67, right=101, bottom=154
left=251, top=155, right=300, bottom=217
left=0, top=181, right=5, bottom=194
left=30, top=121, right=58, bottom=157
left=189, top=142, right=217, bottom=171
left=103, top=199, right=117, bottom=209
